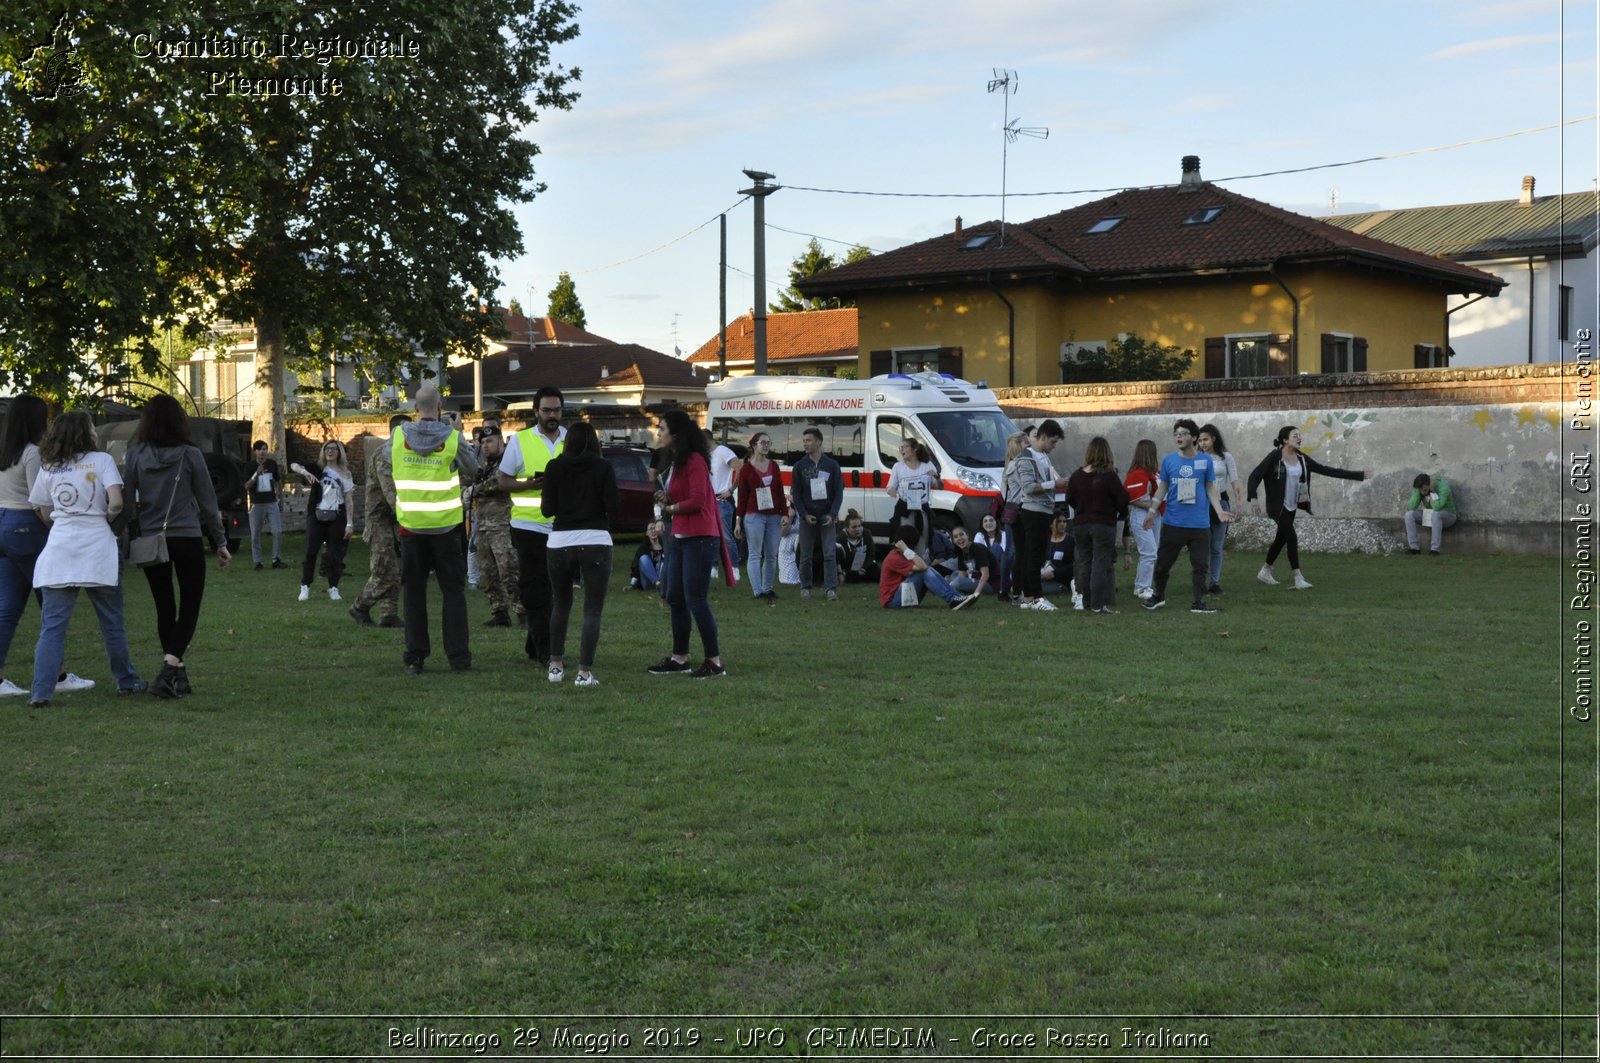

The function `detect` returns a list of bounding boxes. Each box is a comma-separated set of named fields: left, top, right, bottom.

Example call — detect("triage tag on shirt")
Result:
left=256, top=472, right=273, bottom=491
left=808, top=472, right=828, bottom=501
left=1176, top=477, right=1198, bottom=504
left=755, top=484, right=774, bottom=511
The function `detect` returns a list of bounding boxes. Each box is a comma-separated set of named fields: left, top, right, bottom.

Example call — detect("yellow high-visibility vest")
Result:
left=392, top=428, right=462, bottom=531
left=510, top=426, right=563, bottom=526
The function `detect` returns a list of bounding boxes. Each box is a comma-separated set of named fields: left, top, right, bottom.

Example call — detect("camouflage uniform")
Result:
left=469, top=464, right=522, bottom=622
left=353, top=435, right=402, bottom=624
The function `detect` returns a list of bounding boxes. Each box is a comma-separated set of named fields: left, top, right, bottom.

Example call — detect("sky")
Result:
left=495, top=0, right=1598, bottom=357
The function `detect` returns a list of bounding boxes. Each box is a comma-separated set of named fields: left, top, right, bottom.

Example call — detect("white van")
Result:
left=704, top=372, right=1018, bottom=538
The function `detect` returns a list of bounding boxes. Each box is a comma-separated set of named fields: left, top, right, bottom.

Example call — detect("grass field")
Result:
left=0, top=540, right=1593, bottom=1059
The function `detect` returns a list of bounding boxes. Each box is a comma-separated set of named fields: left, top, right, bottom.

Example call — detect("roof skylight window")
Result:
left=1086, top=216, right=1125, bottom=234
left=964, top=233, right=997, bottom=249
left=1184, top=206, right=1225, bottom=225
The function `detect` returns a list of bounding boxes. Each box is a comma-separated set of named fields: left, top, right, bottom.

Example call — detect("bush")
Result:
left=1060, top=332, right=1195, bottom=383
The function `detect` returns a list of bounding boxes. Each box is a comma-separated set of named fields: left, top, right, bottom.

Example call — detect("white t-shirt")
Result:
left=710, top=444, right=738, bottom=496
left=887, top=461, right=938, bottom=510
left=29, top=451, right=122, bottom=588
left=499, top=426, right=567, bottom=532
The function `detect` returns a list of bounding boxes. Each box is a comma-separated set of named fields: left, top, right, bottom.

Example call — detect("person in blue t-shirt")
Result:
left=1141, top=419, right=1233, bottom=614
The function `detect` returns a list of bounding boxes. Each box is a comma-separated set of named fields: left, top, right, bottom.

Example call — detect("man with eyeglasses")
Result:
left=498, top=386, right=566, bottom=665
left=1142, top=418, right=1233, bottom=614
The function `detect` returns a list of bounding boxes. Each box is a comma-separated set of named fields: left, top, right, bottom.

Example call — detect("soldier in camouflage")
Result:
left=468, top=422, right=522, bottom=627
left=349, top=414, right=408, bottom=627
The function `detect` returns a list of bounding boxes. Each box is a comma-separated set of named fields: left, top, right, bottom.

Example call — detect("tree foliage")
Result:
left=544, top=271, right=585, bottom=328
left=771, top=239, right=871, bottom=313
left=0, top=1, right=581, bottom=445
left=1058, top=333, right=1196, bottom=384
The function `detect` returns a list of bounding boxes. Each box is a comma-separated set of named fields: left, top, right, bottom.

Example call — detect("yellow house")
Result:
left=798, top=157, right=1505, bottom=386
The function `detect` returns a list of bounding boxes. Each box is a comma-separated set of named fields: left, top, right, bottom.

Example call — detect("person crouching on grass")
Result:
left=879, top=522, right=980, bottom=610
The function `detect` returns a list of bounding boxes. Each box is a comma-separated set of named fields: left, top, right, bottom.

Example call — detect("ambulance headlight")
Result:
left=956, top=467, right=996, bottom=491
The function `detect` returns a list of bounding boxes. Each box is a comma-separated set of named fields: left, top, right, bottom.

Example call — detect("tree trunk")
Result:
left=253, top=303, right=286, bottom=458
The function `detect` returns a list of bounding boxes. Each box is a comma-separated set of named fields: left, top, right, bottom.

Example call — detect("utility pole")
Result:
left=718, top=213, right=728, bottom=380
left=739, top=169, right=779, bottom=374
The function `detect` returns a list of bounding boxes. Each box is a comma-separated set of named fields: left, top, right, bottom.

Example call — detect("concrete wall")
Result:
left=997, top=363, right=1581, bottom=555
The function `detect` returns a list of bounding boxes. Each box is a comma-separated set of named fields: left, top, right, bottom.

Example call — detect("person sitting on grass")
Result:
left=628, top=519, right=667, bottom=590
left=879, top=521, right=979, bottom=611
left=836, top=508, right=878, bottom=584
left=936, top=524, right=994, bottom=597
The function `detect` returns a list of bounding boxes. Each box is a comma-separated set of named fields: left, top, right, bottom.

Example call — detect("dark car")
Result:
left=97, top=416, right=252, bottom=552
left=603, top=446, right=657, bottom=533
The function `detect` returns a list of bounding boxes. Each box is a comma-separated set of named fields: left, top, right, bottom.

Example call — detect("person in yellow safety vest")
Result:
left=393, top=385, right=479, bottom=674
left=496, top=384, right=566, bottom=666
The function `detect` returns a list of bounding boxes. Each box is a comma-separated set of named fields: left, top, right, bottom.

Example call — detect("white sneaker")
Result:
left=55, top=673, right=95, bottom=693
left=298, top=585, right=311, bottom=601
left=1072, top=593, right=1085, bottom=611
left=547, top=665, right=564, bottom=684
left=0, top=678, right=25, bottom=697
left=1256, top=565, right=1278, bottom=586
left=574, top=673, right=600, bottom=688
left=1134, top=587, right=1153, bottom=600
left=1034, top=598, right=1059, bottom=612
left=1293, top=574, right=1313, bottom=590
left=327, top=586, right=342, bottom=601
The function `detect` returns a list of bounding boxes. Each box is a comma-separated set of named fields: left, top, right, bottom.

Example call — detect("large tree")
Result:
left=771, top=239, right=870, bottom=313
left=544, top=271, right=585, bottom=328
left=0, top=2, right=580, bottom=446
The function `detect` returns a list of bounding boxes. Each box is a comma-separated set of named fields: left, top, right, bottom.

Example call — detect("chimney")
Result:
left=1519, top=175, right=1536, bottom=205
left=954, top=215, right=963, bottom=240
left=1179, top=154, right=1203, bottom=192
left=599, top=364, right=609, bottom=378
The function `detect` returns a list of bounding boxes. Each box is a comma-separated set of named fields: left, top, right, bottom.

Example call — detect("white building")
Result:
left=1323, top=178, right=1598, bottom=367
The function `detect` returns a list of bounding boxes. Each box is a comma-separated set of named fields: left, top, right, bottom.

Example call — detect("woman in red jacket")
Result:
left=648, top=409, right=727, bottom=679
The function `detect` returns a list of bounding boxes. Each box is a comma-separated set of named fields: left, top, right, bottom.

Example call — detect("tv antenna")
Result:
left=987, top=69, right=1047, bottom=247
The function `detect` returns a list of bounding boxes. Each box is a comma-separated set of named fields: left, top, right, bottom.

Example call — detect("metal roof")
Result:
left=1322, top=191, right=1600, bottom=260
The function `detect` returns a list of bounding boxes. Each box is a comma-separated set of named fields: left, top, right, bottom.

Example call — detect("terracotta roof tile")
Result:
left=687, top=308, right=858, bottom=365
left=800, top=182, right=1504, bottom=296
left=447, top=343, right=705, bottom=401
left=489, top=307, right=617, bottom=347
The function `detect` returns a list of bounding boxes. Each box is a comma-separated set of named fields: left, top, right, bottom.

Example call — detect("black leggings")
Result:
left=302, top=512, right=348, bottom=587
left=142, top=535, right=208, bottom=659
left=1265, top=508, right=1300, bottom=570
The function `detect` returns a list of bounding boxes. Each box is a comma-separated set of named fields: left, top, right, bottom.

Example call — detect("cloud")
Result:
left=1427, top=33, right=1562, bottom=60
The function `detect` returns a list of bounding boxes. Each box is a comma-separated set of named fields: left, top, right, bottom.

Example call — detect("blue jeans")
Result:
left=547, top=544, right=612, bottom=671
left=885, top=568, right=964, bottom=608
left=797, top=516, right=838, bottom=591
left=0, top=509, right=47, bottom=673
left=744, top=513, right=781, bottom=596
left=667, top=536, right=720, bottom=659
left=32, top=584, right=139, bottom=701
left=638, top=555, right=661, bottom=590
left=1131, top=513, right=1161, bottom=593
left=1208, top=500, right=1231, bottom=585
left=717, top=498, right=741, bottom=569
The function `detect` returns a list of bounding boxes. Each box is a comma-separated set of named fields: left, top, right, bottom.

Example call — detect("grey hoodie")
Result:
left=124, top=443, right=227, bottom=548
left=396, top=419, right=478, bottom=534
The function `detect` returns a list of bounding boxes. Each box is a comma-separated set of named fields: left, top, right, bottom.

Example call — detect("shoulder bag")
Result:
left=129, top=478, right=178, bottom=568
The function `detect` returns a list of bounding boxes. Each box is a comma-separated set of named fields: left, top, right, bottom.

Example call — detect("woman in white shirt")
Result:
left=27, top=412, right=147, bottom=706
left=885, top=439, right=940, bottom=557
left=290, top=440, right=356, bottom=602
left=1197, top=424, right=1244, bottom=595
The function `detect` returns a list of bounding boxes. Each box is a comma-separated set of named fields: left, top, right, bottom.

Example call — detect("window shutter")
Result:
left=869, top=350, right=892, bottom=376
left=937, top=347, right=964, bottom=378
left=1319, top=334, right=1336, bottom=373
left=1269, top=334, right=1292, bottom=376
left=1353, top=337, right=1368, bottom=372
left=1413, top=344, right=1429, bottom=369
left=1205, top=337, right=1224, bottom=379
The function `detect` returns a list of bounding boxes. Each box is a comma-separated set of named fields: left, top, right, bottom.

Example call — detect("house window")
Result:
left=1561, top=284, right=1574, bottom=341
left=1414, top=344, right=1447, bottom=368
left=963, top=233, right=997, bottom=249
left=1319, top=333, right=1367, bottom=373
left=1227, top=335, right=1271, bottom=378
left=1059, top=341, right=1108, bottom=383
left=1086, top=216, right=1125, bottom=234
left=1183, top=206, right=1225, bottom=225
left=891, top=347, right=942, bottom=374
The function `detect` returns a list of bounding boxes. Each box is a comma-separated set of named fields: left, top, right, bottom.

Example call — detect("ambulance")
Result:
left=703, top=372, right=1019, bottom=538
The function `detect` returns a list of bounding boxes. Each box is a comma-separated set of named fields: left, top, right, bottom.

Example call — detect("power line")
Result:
left=779, top=115, right=1600, bottom=200
left=554, top=197, right=749, bottom=277
left=764, top=223, right=882, bottom=255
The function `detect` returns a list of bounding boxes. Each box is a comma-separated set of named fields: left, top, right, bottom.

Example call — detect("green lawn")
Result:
left=0, top=543, right=1592, bottom=1058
